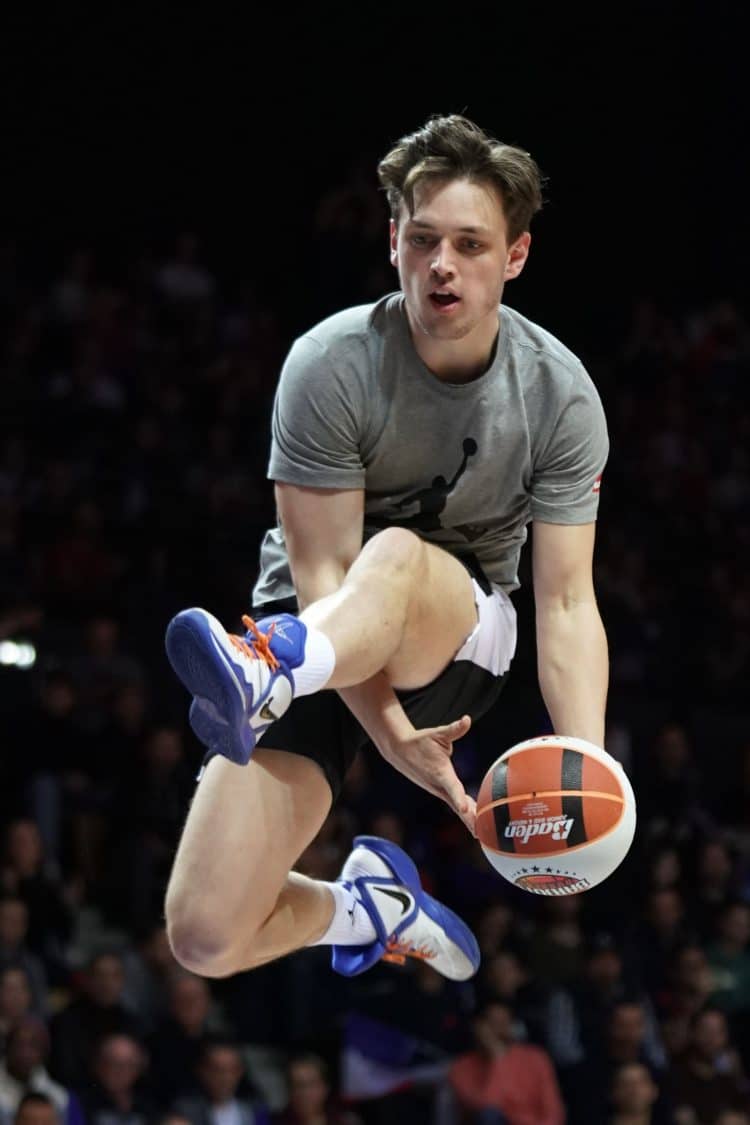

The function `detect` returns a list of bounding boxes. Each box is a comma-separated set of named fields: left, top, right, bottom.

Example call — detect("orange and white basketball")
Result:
left=476, top=735, right=636, bottom=895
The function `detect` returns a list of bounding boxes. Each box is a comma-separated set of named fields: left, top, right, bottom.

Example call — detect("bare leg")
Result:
left=167, top=533, right=480, bottom=976
left=301, top=527, right=478, bottom=690
left=166, top=750, right=334, bottom=977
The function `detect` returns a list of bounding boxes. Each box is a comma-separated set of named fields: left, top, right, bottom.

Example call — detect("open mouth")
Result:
left=429, top=291, right=460, bottom=309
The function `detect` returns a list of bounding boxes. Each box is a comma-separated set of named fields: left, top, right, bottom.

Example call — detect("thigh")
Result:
left=398, top=582, right=514, bottom=731
left=385, top=541, right=479, bottom=690
left=167, top=748, right=332, bottom=931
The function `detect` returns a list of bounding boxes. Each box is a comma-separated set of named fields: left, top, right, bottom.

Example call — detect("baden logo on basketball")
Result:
left=505, top=814, right=574, bottom=846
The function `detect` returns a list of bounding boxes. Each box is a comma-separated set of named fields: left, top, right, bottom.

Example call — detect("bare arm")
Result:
left=275, top=482, right=364, bottom=607
left=532, top=520, right=608, bottom=748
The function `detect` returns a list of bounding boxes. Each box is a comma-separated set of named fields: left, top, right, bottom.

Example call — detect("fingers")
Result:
left=441, top=773, right=477, bottom=836
left=450, top=713, right=472, bottom=738
left=428, top=713, right=472, bottom=744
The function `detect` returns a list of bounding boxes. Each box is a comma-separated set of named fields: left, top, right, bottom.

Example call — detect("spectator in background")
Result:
left=525, top=896, right=586, bottom=989
left=272, top=1054, right=362, bottom=1125
left=448, top=999, right=565, bottom=1125
left=0, top=968, right=36, bottom=1048
left=545, top=934, right=655, bottom=1070
left=78, top=1033, right=153, bottom=1125
left=628, top=889, right=695, bottom=1000
left=691, top=841, right=740, bottom=942
left=69, top=617, right=142, bottom=732
left=564, top=1001, right=667, bottom=1125
left=706, top=903, right=750, bottom=1016
left=0, top=898, right=47, bottom=1017
left=636, top=724, right=705, bottom=846
left=0, top=1017, right=83, bottom=1125
left=478, top=949, right=548, bottom=1045
left=5, top=671, right=83, bottom=871
left=13, top=1093, right=60, bottom=1125
left=475, top=903, right=519, bottom=962
left=659, top=945, right=716, bottom=1060
left=120, top=924, right=177, bottom=1037
left=607, top=1062, right=673, bottom=1125
left=148, top=972, right=221, bottom=1109
left=101, top=682, right=151, bottom=787
left=1, top=820, right=71, bottom=976
left=105, top=726, right=194, bottom=935
left=172, top=1039, right=269, bottom=1125
left=646, top=847, right=683, bottom=894
left=49, top=952, right=143, bottom=1090
left=669, top=1008, right=749, bottom=1123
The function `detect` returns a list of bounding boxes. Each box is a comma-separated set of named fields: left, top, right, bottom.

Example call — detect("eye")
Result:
left=463, top=239, right=483, bottom=252
left=410, top=234, right=430, bottom=247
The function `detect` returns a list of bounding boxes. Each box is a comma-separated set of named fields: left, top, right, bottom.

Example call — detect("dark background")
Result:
left=1, top=6, right=749, bottom=1125
left=2, top=4, right=747, bottom=331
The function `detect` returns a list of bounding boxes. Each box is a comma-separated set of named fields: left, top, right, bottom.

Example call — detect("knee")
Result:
left=360, top=527, right=424, bottom=572
left=166, top=914, right=236, bottom=978
left=165, top=897, right=262, bottom=978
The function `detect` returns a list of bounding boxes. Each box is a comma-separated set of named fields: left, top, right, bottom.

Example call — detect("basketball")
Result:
left=476, top=735, right=636, bottom=895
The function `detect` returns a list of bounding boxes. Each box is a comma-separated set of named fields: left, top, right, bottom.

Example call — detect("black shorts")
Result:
left=226, top=554, right=511, bottom=800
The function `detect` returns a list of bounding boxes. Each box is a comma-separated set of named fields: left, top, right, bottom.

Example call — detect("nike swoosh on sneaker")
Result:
left=259, top=696, right=280, bottom=722
left=371, top=886, right=413, bottom=915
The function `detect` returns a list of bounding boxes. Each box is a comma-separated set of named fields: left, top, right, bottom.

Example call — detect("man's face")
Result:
left=288, top=1061, right=328, bottom=1115
left=390, top=177, right=529, bottom=346
left=8, top=1025, right=45, bottom=1078
left=87, top=955, right=124, bottom=1007
left=694, top=1011, right=729, bottom=1058
left=94, top=1037, right=143, bottom=1096
left=611, top=1063, right=657, bottom=1113
left=15, top=1103, right=59, bottom=1125
left=199, top=1047, right=244, bottom=1103
left=0, top=901, right=28, bottom=947
left=0, top=968, right=32, bottom=1018
left=610, top=1004, right=646, bottom=1050
left=170, top=976, right=210, bottom=1030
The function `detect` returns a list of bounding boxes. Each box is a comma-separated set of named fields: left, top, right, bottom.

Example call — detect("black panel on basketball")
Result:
left=561, top=746, right=587, bottom=846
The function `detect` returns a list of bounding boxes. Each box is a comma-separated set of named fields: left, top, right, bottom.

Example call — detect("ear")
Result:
left=504, top=232, right=531, bottom=281
left=389, top=218, right=399, bottom=267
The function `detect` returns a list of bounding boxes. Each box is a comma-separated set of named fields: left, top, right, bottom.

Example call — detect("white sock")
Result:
left=291, top=624, right=336, bottom=697
left=308, top=881, right=377, bottom=947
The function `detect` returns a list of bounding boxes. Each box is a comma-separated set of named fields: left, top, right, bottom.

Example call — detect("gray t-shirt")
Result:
left=253, top=293, right=608, bottom=605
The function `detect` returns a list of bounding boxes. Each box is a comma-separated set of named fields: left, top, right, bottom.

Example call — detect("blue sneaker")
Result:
left=331, top=836, right=480, bottom=981
left=165, top=609, right=306, bottom=764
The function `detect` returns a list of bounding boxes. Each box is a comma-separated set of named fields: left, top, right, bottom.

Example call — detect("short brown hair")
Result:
left=378, top=114, right=543, bottom=243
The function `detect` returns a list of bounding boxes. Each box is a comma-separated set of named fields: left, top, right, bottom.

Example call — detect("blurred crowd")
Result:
left=1, top=179, right=750, bottom=1125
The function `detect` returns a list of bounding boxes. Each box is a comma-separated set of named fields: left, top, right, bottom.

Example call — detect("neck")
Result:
left=407, top=307, right=500, bottom=383
left=611, top=1044, right=640, bottom=1064
left=612, top=1113, right=651, bottom=1125
left=110, top=1090, right=133, bottom=1112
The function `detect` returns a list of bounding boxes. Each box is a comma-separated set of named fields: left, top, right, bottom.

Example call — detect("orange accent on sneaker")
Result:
left=228, top=616, right=280, bottom=671
left=381, top=937, right=437, bottom=966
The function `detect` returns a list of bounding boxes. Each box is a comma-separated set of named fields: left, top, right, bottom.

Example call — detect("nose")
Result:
left=430, top=240, right=455, bottom=279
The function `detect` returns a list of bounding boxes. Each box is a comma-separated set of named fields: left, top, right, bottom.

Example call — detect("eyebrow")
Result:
left=406, top=219, right=491, bottom=236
